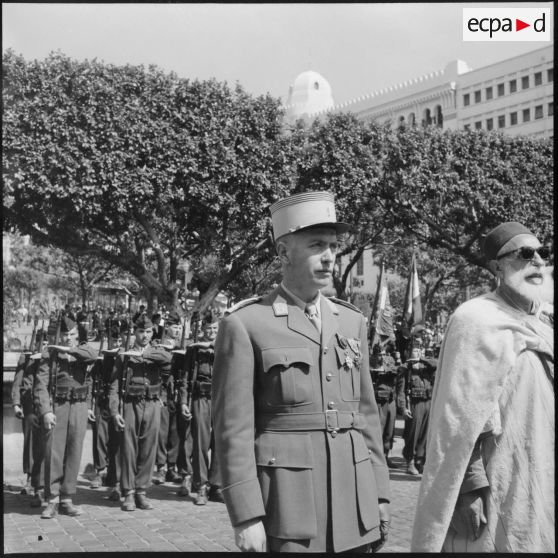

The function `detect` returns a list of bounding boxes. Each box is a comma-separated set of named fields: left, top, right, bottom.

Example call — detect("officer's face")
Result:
left=281, top=228, right=338, bottom=295
left=135, top=327, right=153, bottom=347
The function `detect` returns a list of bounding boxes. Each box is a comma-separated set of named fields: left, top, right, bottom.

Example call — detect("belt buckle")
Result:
left=325, top=409, right=339, bottom=432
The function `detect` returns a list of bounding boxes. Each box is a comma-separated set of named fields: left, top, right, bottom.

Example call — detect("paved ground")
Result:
left=3, top=417, right=420, bottom=554
left=3, top=322, right=421, bottom=553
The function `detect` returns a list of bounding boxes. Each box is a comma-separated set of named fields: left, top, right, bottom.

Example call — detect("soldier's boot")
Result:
left=415, top=459, right=424, bottom=474
left=90, top=469, right=104, bottom=489
left=152, top=467, right=166, bottom=485
left=41, top=500, right=59, bottom=519
left=59, top=499, right=82, bottom=516
left=385, top=453, right=395, bottom=469
left=178, top=474, right=192, bottom=497
left=165, top=466, right=182, bottom=484
left=121, top=492, right=136, bottom=512
left=208, top=485, right=225, bottom=503
left=20, top=475, right=32, bottom=495
left=406, top=460, right=419, bottom=475
left=134, top=492, right=154, bottom=510
left=108, top=485, right=121, bottom=502
left=194, top=484, right=208, bottom=506
left=30, top=491, right=43, bottom=508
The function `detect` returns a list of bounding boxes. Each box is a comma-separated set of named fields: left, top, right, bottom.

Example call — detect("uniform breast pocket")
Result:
left=261, top=347, right=314, bottom=407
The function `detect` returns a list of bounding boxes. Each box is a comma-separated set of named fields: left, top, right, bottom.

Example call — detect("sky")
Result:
left=2, top=2, right=554, bottom=106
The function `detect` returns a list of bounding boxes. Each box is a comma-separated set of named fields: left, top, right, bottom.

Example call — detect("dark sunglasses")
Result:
left=497, top=246, right=552, bottom=261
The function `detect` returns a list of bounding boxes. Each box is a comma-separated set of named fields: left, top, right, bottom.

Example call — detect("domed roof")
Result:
left=285, top=70, right=334, bottom=122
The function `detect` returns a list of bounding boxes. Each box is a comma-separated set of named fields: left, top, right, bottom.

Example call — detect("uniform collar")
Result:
left=280, top=282, right=321, bottom=318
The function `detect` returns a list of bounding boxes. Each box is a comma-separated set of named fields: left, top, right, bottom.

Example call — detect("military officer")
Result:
left=396, top=346, right=437, bottom=475
left=34, top=316, right=98, bottom=518
left=212, top=191, right=390, bottom=552
left=108, top=315, right=171, bottom=511
left=369, top=344, right=399, bottom=468
left=153, top=310, right=183, bottom=485
left=90, top=326, right=123, bottom=498
left=181, top=320, right=223, bottom=505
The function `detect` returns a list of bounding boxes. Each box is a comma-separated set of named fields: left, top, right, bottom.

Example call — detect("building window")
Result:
left=547, top=68, right=554, bottom=82
left=497, top=83, right=505, bottom=96
left=356, top=254, right=364, bottom=276
left=510, top=112, right=518, bottom=125
left=509, top=79, right=517, bottom=93
left=464, top=124, right=471, bottom=130
left=549, top=102, right=554, bottom=116
left=463, top=93, right=470, bottom=106
left=522, top=108, right=530, bottom=122
left=521, top=76, right=529, bottom=89
left=534, top=105, right=543, bottom=119
left=474, top=90, right=481, bottom=103
left=486, top=87, right=493, bottom=100
left=486, top=118, right=493, bottom=130
left=408, top=112, right=416, bottom=126
left=475, top=121, right=482, bottom=129
left=314, top=82, right=320, bottom=90
left=534, top=72, right=542, bottom=86
left=497, top=115, right=505, bottom=128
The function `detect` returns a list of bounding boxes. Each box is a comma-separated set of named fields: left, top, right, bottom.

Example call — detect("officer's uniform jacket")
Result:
left=12, top=352, right=43, bottom=413
left=107, top=344, right=172, bottom=416
left=396, top=358, right=437, bottom=413
left=212, top=286, right=390, bottom=552
left=34, top=343, right=98, bottom=417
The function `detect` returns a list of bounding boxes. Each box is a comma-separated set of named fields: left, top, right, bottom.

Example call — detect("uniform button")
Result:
left=328, top=401, right=336, bottom=409
left=323, top=347, right=328, bottom=354
left=268, top=457, right=276, bottom=465
left=326, top=373, right=333, bottom=382
left=330, top=430, right=338, bottom=438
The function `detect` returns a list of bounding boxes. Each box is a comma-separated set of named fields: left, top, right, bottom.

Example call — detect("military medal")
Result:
left=337, top=333, right=348, bottom=349
left=347, top=337, right=360, bottom=355
left=344, top=351, right=354, bottom=369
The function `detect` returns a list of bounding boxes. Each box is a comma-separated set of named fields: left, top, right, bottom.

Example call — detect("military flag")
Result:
left=370, top=261, right=395, bottom=347
left=402, top=253, right=423, bottom=338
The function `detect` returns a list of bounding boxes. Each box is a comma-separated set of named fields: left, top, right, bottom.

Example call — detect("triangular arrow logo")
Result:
left=516, top=18, right=530, bottom=31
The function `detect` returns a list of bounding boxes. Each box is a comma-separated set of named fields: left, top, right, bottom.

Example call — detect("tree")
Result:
left=380, top=126, right=553, bottom=268
left=3, top=50, right=294, bottom=315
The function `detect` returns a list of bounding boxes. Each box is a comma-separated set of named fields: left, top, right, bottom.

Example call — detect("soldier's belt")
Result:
left=193, top=380, right=212, bottom=396
left=54, top=385, right=88, bottom=402
left=256, top=410, right=366, bottom=432
left=124, top=384, right=160, bottom=400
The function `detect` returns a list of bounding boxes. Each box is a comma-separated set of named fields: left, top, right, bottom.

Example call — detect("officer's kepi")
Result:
left=270, top=191, right=351, bottom=241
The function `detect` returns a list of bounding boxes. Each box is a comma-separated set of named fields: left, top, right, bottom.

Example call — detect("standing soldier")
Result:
left=11, top=320, right=46, bottom=506
left=108, top=315, right=171, bottom=511
left=89, top=326, right=123, bottom=497
left=396, top=346, right=437, bottom=475
left=153, top=310, right=183, bottom=485
left=180, top=320, right=223, bottom=505
left=34, top=316, right=98, bottom=518
left=212, top=191, right=390, bottom=552
left=369, top=344, right=399, bottom=468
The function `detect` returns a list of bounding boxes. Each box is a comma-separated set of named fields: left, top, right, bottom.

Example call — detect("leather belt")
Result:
left=256, top=410, right=366, bottom=432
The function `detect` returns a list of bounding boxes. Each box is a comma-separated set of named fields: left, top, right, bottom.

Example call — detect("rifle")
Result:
left=186, top=312, right=200, bottom=411
left=35, top=319, right=46, bottom=353
left=90, top=334, right=105, bottom=413
left=118, top=319, right=133, bottom=417
left=107, top=317, right=113, bottom=350
left=27, top=316, right=39, bottom=353
left=48, top=315, right=62, bottom=412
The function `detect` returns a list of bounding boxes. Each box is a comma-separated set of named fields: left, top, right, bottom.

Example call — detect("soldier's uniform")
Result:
left=107, top=315, right=171, bottom=511
left=369, top=347, right=399, bottom=465
left=181, top=324, right=222, bottom=505
left=396, top=350, right=437, bottom=474
left=34, top=317, right=98, bottom=517
left=90, top=327, right=123, bottom=496
left=12, top=349, right=45, bottom=505
left=212, top=192, right=390, bottom=553
left=153, top=311, right=182, bottom=484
